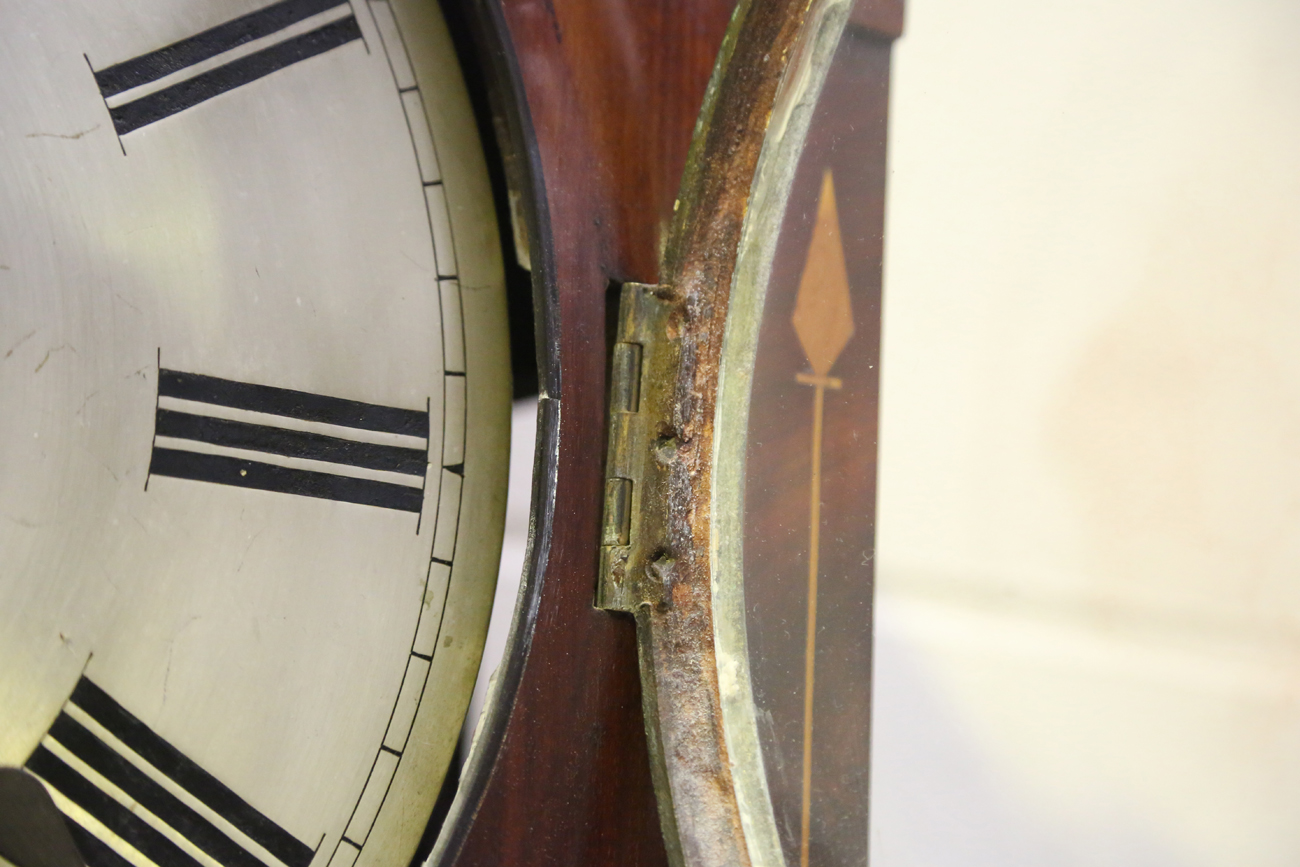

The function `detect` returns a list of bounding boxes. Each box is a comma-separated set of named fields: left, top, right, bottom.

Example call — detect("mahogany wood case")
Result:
left=434, top=1, right=899, bottom=864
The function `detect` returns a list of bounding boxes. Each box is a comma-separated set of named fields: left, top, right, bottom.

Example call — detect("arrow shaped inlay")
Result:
left=792, top=168, right=853, bottom=867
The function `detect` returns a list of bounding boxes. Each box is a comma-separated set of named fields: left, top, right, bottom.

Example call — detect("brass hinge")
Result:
left=597, top=282, right=679, bottom=613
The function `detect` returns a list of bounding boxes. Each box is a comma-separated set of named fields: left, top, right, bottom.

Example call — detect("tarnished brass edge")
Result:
left=595, top=280, right=685, bottom=867
left=597, top=282, right=678, bottom=614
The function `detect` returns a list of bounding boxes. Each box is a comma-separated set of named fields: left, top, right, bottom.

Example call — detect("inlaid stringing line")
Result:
left=26, top=677, right=313, bottom=867
left=791, top=169, right=854, bottom=867
left=88, top=0, right=362, bottom=135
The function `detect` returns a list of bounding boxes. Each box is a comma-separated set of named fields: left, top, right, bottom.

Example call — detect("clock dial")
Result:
left=0, top=3, right=508, bottom=867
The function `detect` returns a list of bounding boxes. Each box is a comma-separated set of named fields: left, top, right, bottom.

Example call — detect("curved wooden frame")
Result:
left=620, top=1, right=902, bottom=864
left=431, top=1, right=899, bottom=865
left=431, top=1, right=735, bottom=865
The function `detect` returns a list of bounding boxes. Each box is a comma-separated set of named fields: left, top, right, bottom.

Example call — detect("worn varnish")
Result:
left=439, top=1, right=900, bottom=865
left=441, top=1, right=736, bottom=865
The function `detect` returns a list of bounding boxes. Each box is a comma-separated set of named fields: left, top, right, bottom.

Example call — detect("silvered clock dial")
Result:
left=0, top=3, right=509, bottom=867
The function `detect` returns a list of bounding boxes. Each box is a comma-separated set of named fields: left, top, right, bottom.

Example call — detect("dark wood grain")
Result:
left=436, top=1, right=899, bottom=864
left=851, top=0, right=904, bottom=38
left=640, top=3, right=817, bottom=865
left=438, top=2, right=736, bottom=865
left=738, top=27, right=892, bottom=864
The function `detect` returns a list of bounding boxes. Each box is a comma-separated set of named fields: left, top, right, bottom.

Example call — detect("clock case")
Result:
left=431, top=1, right=899, bottom=866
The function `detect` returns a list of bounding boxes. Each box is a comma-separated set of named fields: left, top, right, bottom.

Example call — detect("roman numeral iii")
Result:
left=90, top=0, right=362, bottom=136
left=149, top=369, right=430, bottom=513
left=26, top=678, right=314, bottom=867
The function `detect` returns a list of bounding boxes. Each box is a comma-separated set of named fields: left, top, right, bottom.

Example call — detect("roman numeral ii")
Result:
left=149, top=369, right=429, bottom=514
left=90, top=0, right=362, bottom=136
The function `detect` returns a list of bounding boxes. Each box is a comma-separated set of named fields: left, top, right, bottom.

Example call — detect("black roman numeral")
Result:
left=149, top=369, right=429, bottom=513
left=25, top=678, right=314, bottom=867
left=91, top=0, right=362, bottom=136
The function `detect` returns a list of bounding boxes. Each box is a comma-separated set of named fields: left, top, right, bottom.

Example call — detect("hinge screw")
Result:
left=654, top=435, right=679, bottom=465
left=647, top=554, right=677, bottom=609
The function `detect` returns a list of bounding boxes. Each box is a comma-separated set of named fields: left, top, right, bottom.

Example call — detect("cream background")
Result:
left=871, top=0, right=1300, bottom=864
